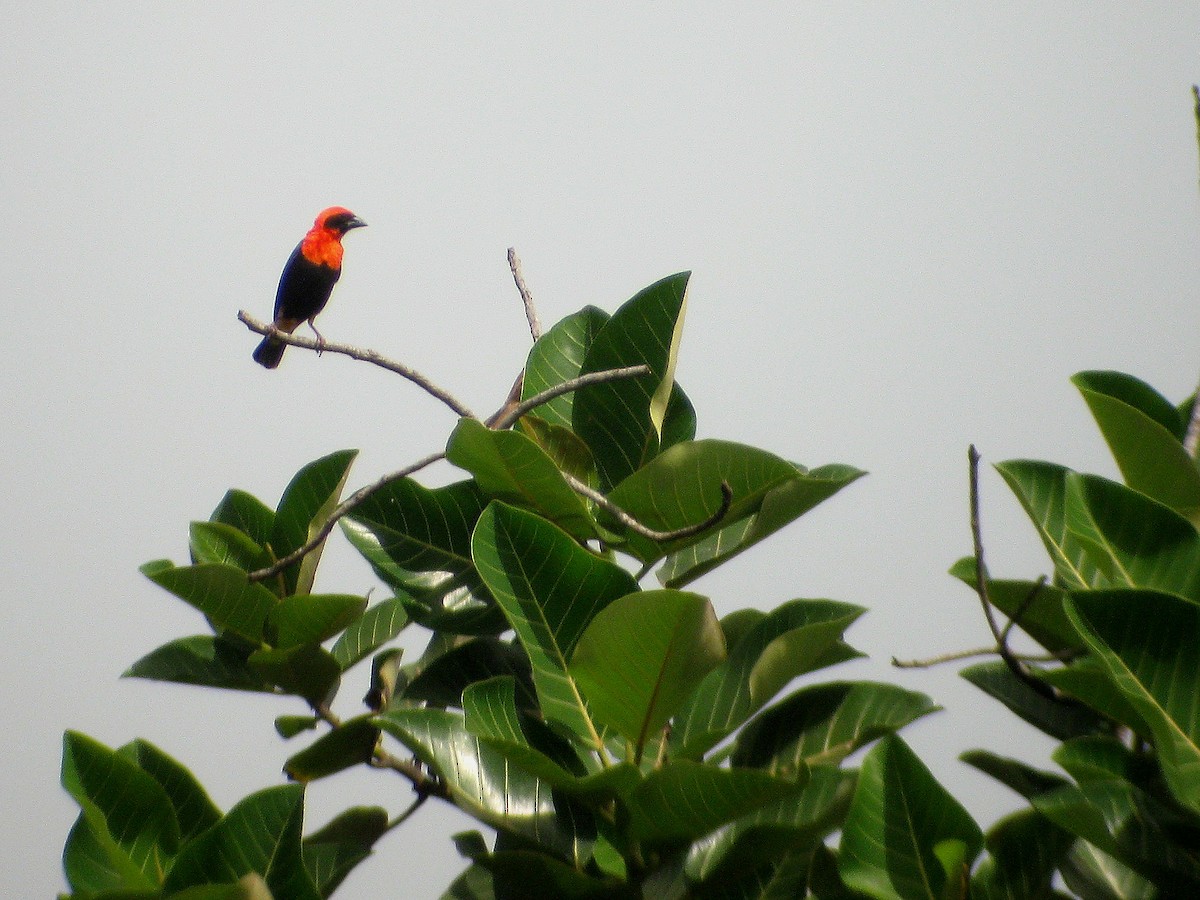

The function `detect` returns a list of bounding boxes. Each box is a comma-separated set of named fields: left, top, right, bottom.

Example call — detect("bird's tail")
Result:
left=253, top=334, right=287, bottom=369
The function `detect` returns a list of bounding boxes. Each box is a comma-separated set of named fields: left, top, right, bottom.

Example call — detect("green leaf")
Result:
left=378, top=707, right=593, bottom=862
left=570, top=590, right=725, bottom=756
left=684, top=766, right=856, bottom=890
left=61, top=731, right=178, bottom=892
left=124, top=636, right=274, bottom=692
left=671, top=599, right=865, bottom=759
left=958, top=751, right=1070, bottom=800
left=521, top=305, right=611, bottom=429
left=626, top=761, right=806, bottom=845
left=163, top=784, right=318, bottom=899
left=959, top=661, right=1104, bottom=741
left=1039, top=657, right=1152, bottom=737
left=147, top=563, right=278, bottom=644
left=124, top=739, right=221, bottom=845
left=469, top=848, right=637, bottom=900
left=302, top=807, right=388, bottom=898
left=270, top=449, right=358, bottom=596
left=472, top=502, right=637, bottom=742
left=655, top=462, right=866, bottom=588
left=515, top=415, right=599, bottom=489
left=572, top=273, right=695, bottom=490
left=447, top=417, right=597, bottom=541
left=189, top=521, right=271, bottom=571
left=1065, top=589, right=1200, bottom=814
left=947, top=559, right=1079, bottom=654
left=1064, top=472, right=1200, bottom=601
left=248, top=645, right=341, bottom=705
left=405, top=639, right=535, bottom=710
left=283, top=716, right=378, bottom=782
left=838, top=736, right=982, bottom=900
left=969, top=809, right=1074, bottom=900
left=211, top=488, right=275, bottom=548
left=275, top=716, right=318, bottom=739
left=1073, top=370, right=1200, bottom=521
left=266, top=594, right=367, bottom=649
left=995, top=460, right=1103, bottom=590
left=1060, top=840, right=1156, bottom=900
left=329, top=597, right=408, bottom=670
left=733, top=682, right=939, bottom=773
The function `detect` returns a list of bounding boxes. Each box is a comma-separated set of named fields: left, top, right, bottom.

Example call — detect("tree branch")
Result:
left=247, top=451, right=445, bottom=582
left=239, top=311, right=475, bottom=419
left=566, top=475, right=734, bottom=543
left=508, top=248, right=541, bottom=342
left=488, top=364, right=650, bottom=431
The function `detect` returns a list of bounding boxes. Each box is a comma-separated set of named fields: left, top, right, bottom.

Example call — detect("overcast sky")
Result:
left=5, top=5, right=1200, bottom=897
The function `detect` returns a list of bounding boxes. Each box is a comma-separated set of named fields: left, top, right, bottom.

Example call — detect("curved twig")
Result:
left=247, top=451, right=445, bottom=582
left=488, top=364, right=651, bottom=431
left=239, top=311, right=475, bottom=419
left=566, top=475, right=734, bottom=543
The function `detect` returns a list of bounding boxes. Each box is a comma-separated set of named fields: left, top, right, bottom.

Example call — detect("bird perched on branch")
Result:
left=253, top=206, right=367, bottom=368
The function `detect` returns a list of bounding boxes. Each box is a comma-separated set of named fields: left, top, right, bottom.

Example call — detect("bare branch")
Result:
left=566, top=475, right=734, bottom=543
left=247, top=451, right=444, bottom=582
left=892, top=647, right=1065, bottom=669
left=239, top=311, right=475, bottom=419
left=508, top=248, right=541, bottom=341
left=488, top=364, right=651, bottom=431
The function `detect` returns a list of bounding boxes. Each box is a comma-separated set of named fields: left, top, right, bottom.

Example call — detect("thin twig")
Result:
left=892, top=647, right=1064, bottom=669
left=508, top=248, right=541, bottom=341
left=488, top=364, right=651, bottom=430
left=566, top=475, right=734, bottom=542
left=1000, top=574, right=1047, bottom=644
left=239, top=311, right=475, bottom=419
left=247, top=451, right=445, bottom=582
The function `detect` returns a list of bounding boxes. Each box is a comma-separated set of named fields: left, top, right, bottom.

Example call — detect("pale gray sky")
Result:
left=5, top=5, right=1199, bottom=897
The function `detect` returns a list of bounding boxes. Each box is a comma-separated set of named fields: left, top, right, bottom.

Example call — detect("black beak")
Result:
left=345, top=216, right=367, bottom=230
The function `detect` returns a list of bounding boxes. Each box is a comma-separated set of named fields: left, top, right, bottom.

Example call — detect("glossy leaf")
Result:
left=521, top=305, right=611, bottom=429
left=210, top=488, right=275, bottom=548
left=570, top=590, right=726, bottom=754
left=283, top=716, right=378, bottom=782
left=329, top=597, right=408, bottom=670
left=447, top=417, right=597, bottom=541
left=270, top=449, right=357, bottom=596
left=626, top=761, right=807, bottom=845
left=838, top=736, right=982, bottom=900
left=655, top=463, right=866, bottom=588
left=189, top=521, right=270, bottom=571
left=162, top=784, right=318, bottom=899
left=515, top=415, right=599, bottom=489
left=572, top=272, right=694, bottom=490
left=733, top=682, right=939, bottom=773
left=124, top=636, right=274, bottom=693
left=378, top=707, right=592, bottom=862
left=1073, top=370, right=1200, bottom=521
left=1066, top=589, right=1200, bottom=814
left=147, top=563, right=278, bottom=644
left=407, top=639, right=536, bottom=710
left=472, top=502, right=637, bottom=741
left=61, top=731, right=178, bottom=892
left=671, top=599, right=865, bottom=759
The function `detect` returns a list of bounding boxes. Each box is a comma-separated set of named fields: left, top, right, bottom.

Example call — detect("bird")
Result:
left=253, top=206, right=367, bottom=368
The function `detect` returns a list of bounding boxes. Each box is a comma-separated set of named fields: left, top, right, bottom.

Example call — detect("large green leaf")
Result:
left=189, top=521, right=271, bottom=571
left=684, top=766, right=856, bottom=890
left=521, top=305, right=611, bottom=429
left=959, top=661, right=1105, bottom=741
left=1060, top=840, right=1156, bottom=900
left=270, top=449, right=357, bottom=596
left=1033, top=778, right=1200, bottom=890
left=447, top=417, right=597, bottom=542
left=732, top=682, right=939, bottom=774
left=147, top=563, right=278, bottom=644
left=604, top=440, right=862, bottom=568
left=1039, top=658, right=1152, bottom=738
left=1064, top=473, right=1200, bottom=601
left=626, top=761, right=807, bottom=846
left=302, top=807, right=388, bottom=898
left=969, top=809, right=1074, bottom=900
left=671, top=599, right=865, bottom=759
left=123, top=740, right=221, bottom=845
left=569, top=590, right=726, bottom=756
left=210, top=488, right=275, bottom=548
left=472, top=502, right=637, bottom=742
left=163, top=784, right=318, bottom=899
left=656, top=463, right=866, bottom=588
left=61, top=731, right=179, bottom=892
left=247, top=644, right=341, bottom=704
left=838, top=736, right=983, bottom=900
left=377, top=707, right=593, bottom=862
left=995, top=460, right=1105, bottom=590
left=1065, top=589, right=1200, bottom=814
left=124, top=636, right=274, bottom=693
left=958, top=751, right=1070, bottom=801
left=1073, top=371, right=1200, bottom=522
left=329, top=597, right=408, bottom=670
left=572, top=273, right=694, bottom=490
left=266, top=594, right=367, bottom=649
left=283, top=716, right=378, bottom=782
